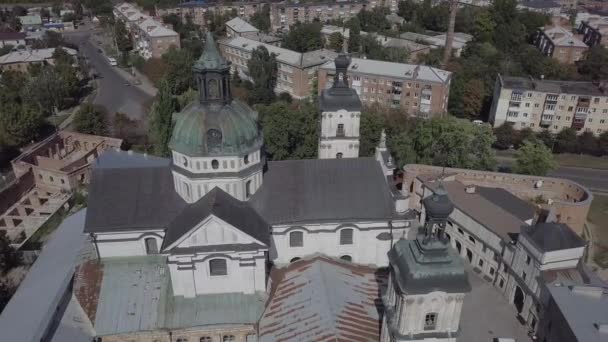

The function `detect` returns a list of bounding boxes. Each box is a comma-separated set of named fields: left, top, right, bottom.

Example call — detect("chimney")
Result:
left=465, top=185, right=476, bottom=194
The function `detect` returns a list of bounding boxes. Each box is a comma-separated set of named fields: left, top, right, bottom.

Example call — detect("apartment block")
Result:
left=578, top=17, right=608, bottom=47
left=155, top=1, right=272, bottom=27
left=535, top=26, right=588, bottom=64
left=219, top=36, right=337, bottom=98
left=318, top=58, right=451, bottom=117
left=269, top=0, right=372, bottom=32
left=489, top=74, right=608, bottom=135
left=114, top=3, right=180, bottom=59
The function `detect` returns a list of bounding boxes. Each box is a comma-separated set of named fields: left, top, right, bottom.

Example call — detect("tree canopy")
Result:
left=148, top=79, right=177, bottom=156
left=282, top=22, right=323, bottom=53
left=73, top=103, right=108, bottom=136
left=247, top=46, right=278, bottom=105
left=514, top=140, right=556, bottom=176
left=249, top=4, right=271, bottom=33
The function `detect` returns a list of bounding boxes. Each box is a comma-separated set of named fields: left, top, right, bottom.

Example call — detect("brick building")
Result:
left=220, top=36, right=337, bottom=98
left=318, top=58, right=452, bottom=117
left=489, top=74, right=608, bottom=135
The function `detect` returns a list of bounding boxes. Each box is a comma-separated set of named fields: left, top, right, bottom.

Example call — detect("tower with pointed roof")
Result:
left=318, top=53, right=362, bottom=159
left=169, top=33, right=264, bottom=203
left=381, top=185, right=471, bottom=342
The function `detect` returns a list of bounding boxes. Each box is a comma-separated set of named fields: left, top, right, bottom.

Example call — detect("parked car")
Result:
left=108, top=57, right=117, bottom=66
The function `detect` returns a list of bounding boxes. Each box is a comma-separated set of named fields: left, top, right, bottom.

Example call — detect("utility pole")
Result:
left=442, top=0, right=458, bottom=68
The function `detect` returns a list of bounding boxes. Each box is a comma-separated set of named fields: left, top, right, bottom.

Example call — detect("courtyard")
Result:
left=459, top=268, right=532, bottom=342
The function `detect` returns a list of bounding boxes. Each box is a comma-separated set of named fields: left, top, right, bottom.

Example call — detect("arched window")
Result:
left=145, top=237, right=158, bottom=254
left=340, top=255, right=352, bottom=262
left=200, top=337, right=212, bottom=342
left=289, top=231, right=303, bottom=247
left=336, top=152, right=343, bottom=159
left=424, top=313, right=437, bottom=330
left=209, top=259, right=227, bottom=276
left=339, top=228, right=353, bottom=245
left=246, top=180, right=252, bottom=199
left=208, top=79, right=220, bottom=99
left=182, top=156, right=188, bottom=167
left=290, top=257, right=301, bottom=263
left=211, top=159, right=219, bottom=169
left=244, top=154, right=249, bottom=164
left=223, top=335, right=235, bottom=342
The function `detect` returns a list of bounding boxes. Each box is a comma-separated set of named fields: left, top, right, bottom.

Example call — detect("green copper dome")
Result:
left=168, top=33, right=262, bottom=157
left=169, top=99, right=262, bottom=157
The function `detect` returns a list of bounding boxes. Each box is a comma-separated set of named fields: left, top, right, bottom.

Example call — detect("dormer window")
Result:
left=424, top=313, right=437, bottom=330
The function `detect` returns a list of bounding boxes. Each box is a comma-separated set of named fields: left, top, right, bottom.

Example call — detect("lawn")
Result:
left=587, top=194, right=608, bottom=268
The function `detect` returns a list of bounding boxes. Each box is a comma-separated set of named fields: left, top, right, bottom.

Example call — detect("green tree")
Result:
left=357, top=7, right=391, bottom=33
left=114, top=19, right=132, bottom=55
left=493, top=122, right=516, bottom=149
left=249, top=4, right=271, bottom=33
left=247, top=46, right=278, bottom=105
left=359, top=109, right=385, bottom=156
left=73, top=103, right=108, bottom=135
left=258, top=101, right=318, bottom=160
left=346, top=17, right=362, bottom=53
left=0, top=230, right=20, bottom=274
left=282, top=22, right=323, bottom=53
left=515, top=127, right=536, bottom=148
left=0, top=103, right=43, bottom=147
left=327, top=32, right=344, bottom=52
left=162, top=47, right=195, bottom=95
left=398, top=0, right=420, bottom=21
left=577, top=131, right=599, bottom=155
left=536, top=129, right=555, bottom=149
left=472, top=9, right=495, bottom=42
left=0, top=280, right=16, bottom=314
left=579, top=46, right=608, bottom=80
left=0, top=44, right=13, bottom=56
left=514, top=140, right=556, bottom=176
left=148, top=79, right=177, bottom=156
left=469, top=124, right=497, bottom=170
left=554, top=127, right=577, bottom=153
left=461, top=79, right=485, bottom=119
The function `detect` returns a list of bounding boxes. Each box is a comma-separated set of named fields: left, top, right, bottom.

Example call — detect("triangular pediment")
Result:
left=168, top=214, right=266, bottom=250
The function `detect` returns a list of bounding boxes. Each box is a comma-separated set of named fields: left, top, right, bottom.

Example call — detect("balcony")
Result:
left=571, top=118, right=585, bottom=130
left=574, top=107, right=589, bottom=119
left=420, top=103, right=431, bottom=113
left=540, top=114, right=554, bottom=126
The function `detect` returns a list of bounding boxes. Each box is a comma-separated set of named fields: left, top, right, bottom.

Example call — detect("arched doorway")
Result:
left=513, top=286, right=525, bottom=314
left=290, top=257, right=301, bottom=263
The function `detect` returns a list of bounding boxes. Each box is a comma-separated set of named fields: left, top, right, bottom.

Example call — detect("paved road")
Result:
left=64, top=30, right=153, bottom=122
left=549, top=167, right=608, bottom=194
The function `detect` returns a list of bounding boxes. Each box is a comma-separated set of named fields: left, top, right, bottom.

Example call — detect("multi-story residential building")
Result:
left=270, top=0, right=372, bottom=32
left=135, top=17, right=181, bottom=59
left=225, top=17, right=259, bottom=38
left=114, top=3, right=180, bottom=59
left=489, top=74, right=608, bottom=135
left=220, top=36, right=337, bottom=98
left=318, top=58, right=452, bottom=117
left=518, top=0, right=562, bottom=16
left=0, top=47, right=77, bottom=72
left=578, top=17, right=608, bottom=47
left=155, top=1, right=272, bottom=27
left=535, top=26, right=588, bottom=64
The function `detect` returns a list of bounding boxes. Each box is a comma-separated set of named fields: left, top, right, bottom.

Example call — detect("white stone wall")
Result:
left=172, top=150, right=262, bottom=175
left=319, top=109, right=360, bottom=159
left=168, top=250, right=266, bottom=298
left=318, top=138, right=360, bottom=159
left=395, top=291, right=465, bottom=339
left=95, top=230, right=165, bottom=258
left=270, top=221, right=410, bottom=267
left=172, top=168, right=263, bottom=202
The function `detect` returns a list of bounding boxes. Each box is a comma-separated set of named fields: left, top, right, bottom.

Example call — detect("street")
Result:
left=63, top=29, right=153, bottom=122
left=549, top=167, right=608, bottom=194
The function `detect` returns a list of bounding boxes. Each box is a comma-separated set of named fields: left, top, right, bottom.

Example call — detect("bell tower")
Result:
left=318, top=53, right=362, bottom=159
left=381, top=185, right=471, bottom=342
left=194, top=32, right=232, bottom=105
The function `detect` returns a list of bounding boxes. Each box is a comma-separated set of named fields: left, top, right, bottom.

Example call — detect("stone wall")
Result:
left=100, top=325, right=256, bottom=342
left=402, top=164, right=592, bottom=234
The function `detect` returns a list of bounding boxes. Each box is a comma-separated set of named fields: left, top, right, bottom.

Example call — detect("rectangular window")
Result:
left=457, top=228, right=464, bottom=235
left=478, top=259, right=484, bottom=267
left=526, top=255, right=531, bottom=264
left=489, top=267, right=495, bottom=276
left=468, top=236, right=476, bottom=244
left=522, top=271, right=527, bottom=281
left=340, top=229, right=354, bottom=245
left=499, top=278, right=505, bottom=288
left=289, top=231, right=303, bottom=247
left=424, top=313, right=437, bottom=330
left=209, top=259, right=227, bottom=276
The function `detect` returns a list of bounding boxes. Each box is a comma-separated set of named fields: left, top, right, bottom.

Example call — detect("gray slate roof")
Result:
left=524, top=222, right=585, bottom=252
left=319, top=86, right=362, bottom=112
left=84, top=165, right=187, bottom=232
left=501, top=75, right=607, bottom=96
left=250, top=158, right=395, bottom=225
left=0, top=210, right=87, bottom=342
left=162, top=187, right=270, bottom=250
left=476, top=186, right=536, bottom=222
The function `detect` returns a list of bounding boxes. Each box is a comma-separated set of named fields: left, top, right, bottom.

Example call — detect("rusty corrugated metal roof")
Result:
left=259, top=255, right=386, bottom=342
